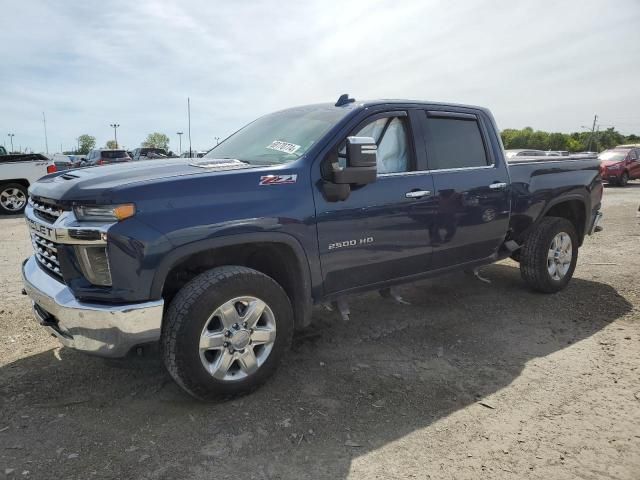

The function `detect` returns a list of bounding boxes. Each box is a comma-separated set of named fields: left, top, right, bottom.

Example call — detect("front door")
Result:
left=314, top=110, right=436, bottom=294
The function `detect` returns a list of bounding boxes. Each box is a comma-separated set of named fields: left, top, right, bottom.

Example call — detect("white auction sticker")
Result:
left=266, top=140, right=301, bottom=155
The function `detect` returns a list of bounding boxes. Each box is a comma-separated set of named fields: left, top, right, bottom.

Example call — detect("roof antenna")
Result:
left=335, top=93, right=355, bottom=107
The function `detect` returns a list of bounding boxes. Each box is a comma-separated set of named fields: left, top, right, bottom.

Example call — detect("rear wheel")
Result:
left=0, top=183, right=28, bottom=215
left=162, top=266, right=293, bottom=400
left=520, top=217, right=578, bottom=293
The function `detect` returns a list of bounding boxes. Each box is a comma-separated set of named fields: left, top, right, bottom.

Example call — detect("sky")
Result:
left=1, top=0, right=639, bottom=154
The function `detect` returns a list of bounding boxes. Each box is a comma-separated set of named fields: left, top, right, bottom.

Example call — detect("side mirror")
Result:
left=333, top=136, right=377, bottom=185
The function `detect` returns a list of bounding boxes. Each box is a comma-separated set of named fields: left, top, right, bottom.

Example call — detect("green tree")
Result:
left=105, top=140, right=118, bottom=149
left=142, top=132, right=170, bottom=150
left=77, top=134, right=96, bottom=154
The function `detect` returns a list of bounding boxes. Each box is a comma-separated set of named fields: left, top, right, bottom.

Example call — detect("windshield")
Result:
left=599, top=150, right=627, bottom=162
left=205, top=106, right=351, bottom=165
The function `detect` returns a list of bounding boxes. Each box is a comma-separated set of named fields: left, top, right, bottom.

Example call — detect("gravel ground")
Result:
left=1, top=184, right=639, bottom=480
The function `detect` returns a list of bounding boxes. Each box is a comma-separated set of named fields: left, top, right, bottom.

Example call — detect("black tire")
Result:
left=519, top=217, right=578, bottom=293
left=619, top=171, right=629, bottom=187
left=162, top=266, right=293, bottom=400
left=0, top=183, right=28, bottom=215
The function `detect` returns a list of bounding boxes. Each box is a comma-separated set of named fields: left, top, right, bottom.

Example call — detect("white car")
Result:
left=0, top=154, right=56, bottom=214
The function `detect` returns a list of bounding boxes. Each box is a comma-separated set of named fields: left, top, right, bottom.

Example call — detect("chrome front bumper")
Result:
left=22, top=255, right=164, bottom=358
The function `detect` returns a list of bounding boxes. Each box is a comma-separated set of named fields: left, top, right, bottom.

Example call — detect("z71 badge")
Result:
left=259, top=174, right=297, bottom=186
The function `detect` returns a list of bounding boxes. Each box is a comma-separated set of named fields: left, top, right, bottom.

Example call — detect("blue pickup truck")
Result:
left=21, top=96, right=603, bottom=399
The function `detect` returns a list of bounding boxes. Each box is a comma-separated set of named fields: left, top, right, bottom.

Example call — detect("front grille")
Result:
left=31, top=232, right=63, bottom=279
left=29, top=198, right=64, bottom=224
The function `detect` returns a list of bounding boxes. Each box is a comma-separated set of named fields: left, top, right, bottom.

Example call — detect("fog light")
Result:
left=75, top=246, right=112, bottom=286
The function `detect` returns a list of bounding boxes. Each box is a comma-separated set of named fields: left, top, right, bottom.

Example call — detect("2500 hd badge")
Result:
left=328, top=237, right=374, bottom=250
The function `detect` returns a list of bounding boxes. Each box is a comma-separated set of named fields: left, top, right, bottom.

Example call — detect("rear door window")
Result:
left=423, top=114, right=489, bottom=170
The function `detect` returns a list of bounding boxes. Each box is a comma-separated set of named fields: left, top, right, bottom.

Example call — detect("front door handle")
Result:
left=489, top=182, right=507, bottom=190
left=405, top=190, right=432, bottom=199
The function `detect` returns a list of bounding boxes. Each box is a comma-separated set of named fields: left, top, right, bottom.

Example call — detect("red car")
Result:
left=598, top=147, right=640, bottom=186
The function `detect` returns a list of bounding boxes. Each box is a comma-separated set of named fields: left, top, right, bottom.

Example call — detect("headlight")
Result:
left=606, top=164, right=621, bottom=171
left=73, top=204, right=135, bottom=222
left=75, top=245, right=112, bottom=286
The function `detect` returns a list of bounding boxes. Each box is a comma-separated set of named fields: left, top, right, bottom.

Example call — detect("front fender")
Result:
left=150, top=231, right=315, bottom=327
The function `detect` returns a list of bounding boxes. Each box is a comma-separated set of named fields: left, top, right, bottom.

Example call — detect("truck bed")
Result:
left=507, top=154, right=602, bottom=245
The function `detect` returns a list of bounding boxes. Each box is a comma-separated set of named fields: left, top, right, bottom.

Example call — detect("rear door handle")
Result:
left=489, top=182, right=507, bottom=190
left=405, top=190, right=432, bottom=199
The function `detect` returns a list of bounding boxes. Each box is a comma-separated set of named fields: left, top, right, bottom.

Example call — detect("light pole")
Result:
left=7, top=133, right=15, bottom=152
left=42, top=112, right=49, bottom=154
left=110, top=123, right=120, bottom=149
left=214, top=136, right=220, bottom=145
left=177, top=131, right=183, bottom=155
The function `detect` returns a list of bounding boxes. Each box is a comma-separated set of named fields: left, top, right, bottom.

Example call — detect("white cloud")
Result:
left=1, top=0, right=639, bottom=153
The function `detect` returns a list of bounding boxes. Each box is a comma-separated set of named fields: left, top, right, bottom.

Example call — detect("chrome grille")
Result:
left=29, top=198, right=64, bottom=224
left=31, top=232, right=62, bottom=278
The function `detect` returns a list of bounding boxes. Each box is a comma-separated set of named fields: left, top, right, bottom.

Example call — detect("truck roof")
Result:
left=276, top=97, right=491, bottom=115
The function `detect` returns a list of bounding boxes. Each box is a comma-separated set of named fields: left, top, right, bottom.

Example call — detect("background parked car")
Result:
left=51, top=154, right=74, bottom=171
left=0, top=153, right=55, bottom=214
left=68, top=155, right=86, bottom=168
left=180, top=151, right=207, bottom=158
left=84, top=149, right=131, bottom=166
left=504, top=149, right=547, bottom=158
left=131, top=147, right=171, bottom=161
left=598, top=147, right=640, bottom=186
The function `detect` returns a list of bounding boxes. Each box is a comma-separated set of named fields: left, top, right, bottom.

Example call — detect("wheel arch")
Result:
left=540, top=194, right=588, bottom=245
left=153, top=233, right=314, bottom=329
left=0, top=179, right=30, bottom=189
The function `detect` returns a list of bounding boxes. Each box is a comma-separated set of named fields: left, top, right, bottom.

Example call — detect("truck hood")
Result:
left=29, top=158, right=256, bottom=204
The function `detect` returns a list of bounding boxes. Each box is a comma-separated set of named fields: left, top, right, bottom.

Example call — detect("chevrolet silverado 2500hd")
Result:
left=21, top=96, right=603, bottom=399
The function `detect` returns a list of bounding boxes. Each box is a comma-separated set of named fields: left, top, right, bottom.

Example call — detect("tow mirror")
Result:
left=332, top=136, right=377, bottom=185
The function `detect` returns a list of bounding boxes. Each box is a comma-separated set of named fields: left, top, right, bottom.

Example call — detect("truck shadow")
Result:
left=0, top=263, right=632, bottom=479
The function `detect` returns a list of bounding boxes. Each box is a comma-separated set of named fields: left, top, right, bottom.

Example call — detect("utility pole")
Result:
left=587, top=114, right=597, bottom=152
left=42, top=112, right=49, bottom=154
left=177, top=131, right=183, bottom=155
left=187, top=98, right=192, bottom=158
left=8, top=133, right=15, bottom=152
left=110, top=123, right=120, bottom=149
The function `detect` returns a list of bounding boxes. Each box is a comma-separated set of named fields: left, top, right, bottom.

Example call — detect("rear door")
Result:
left=315, top=109, right=437, bottom=294
left=419, top=109, right=510, bottom=269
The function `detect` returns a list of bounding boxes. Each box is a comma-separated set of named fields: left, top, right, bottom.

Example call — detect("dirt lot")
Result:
left=1, top=185, right=639, bottom=480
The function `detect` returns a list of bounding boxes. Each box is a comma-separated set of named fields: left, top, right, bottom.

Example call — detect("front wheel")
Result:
left=519, top=217, right=578, bottom=293
left=162, top=266, right=294, bottom=400
left=619, top=171, right=629, bottom=187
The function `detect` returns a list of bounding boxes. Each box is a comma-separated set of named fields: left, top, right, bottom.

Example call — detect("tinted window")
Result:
left=425, top=116, right=488, bottom=170
left=101, top=150, right=128, bottom=159
left=630, top=149, right=638, bottom=160
left=598, top=150, right=628, bottom=161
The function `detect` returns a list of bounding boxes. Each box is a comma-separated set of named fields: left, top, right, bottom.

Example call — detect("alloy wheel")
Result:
left=199, top=296, right=276, bottom=381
